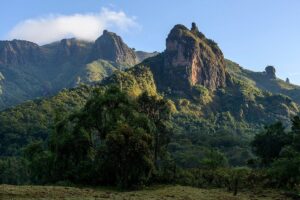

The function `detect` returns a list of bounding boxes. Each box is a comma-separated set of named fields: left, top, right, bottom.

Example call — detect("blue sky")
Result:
left=1, top=0, right=300, bottom=84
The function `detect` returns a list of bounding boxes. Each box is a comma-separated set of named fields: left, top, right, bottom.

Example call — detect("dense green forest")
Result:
left=2, top=84, right=300, bottom=195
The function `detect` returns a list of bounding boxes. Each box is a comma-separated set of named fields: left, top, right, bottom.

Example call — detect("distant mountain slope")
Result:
left=0, top=31, right=156, bottom=110
left=135, top=51, right=159, bottom=63
left=226, top=59, right=300, bottom=104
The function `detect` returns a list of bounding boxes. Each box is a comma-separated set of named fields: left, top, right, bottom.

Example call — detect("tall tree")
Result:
left=100, top=124, right=154, bottom=188
left=291, top=116, right=300, bottom=151
left=47, top=86, right=173, bottom=187
left=138, top=92, right=173, bottom=166
left=251, top=122, right=291, bottom=166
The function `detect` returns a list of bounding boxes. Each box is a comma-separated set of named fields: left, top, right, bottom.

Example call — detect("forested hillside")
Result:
left=1, top=23, right=300, bottom=198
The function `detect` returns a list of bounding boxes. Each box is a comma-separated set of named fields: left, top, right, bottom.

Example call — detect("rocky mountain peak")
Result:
left=190, top=22, right=204, bottom=38
left=162, top=23, right=227, bottom=91
left=89, top=30, right=137, bottom=66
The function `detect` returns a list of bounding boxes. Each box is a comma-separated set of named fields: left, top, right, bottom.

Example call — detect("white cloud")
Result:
left=7, top=8, right=139, bottom=44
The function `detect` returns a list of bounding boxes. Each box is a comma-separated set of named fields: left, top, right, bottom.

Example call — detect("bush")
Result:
left=269, top=147, right=300, bottom=189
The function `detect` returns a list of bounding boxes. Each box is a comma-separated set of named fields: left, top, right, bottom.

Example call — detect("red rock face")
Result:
left=163, top=24, right=227, bottom=91
left=191, top=54, right=201, bottom=85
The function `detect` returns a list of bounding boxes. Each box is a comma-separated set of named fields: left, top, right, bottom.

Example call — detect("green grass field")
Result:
left=0, top=185, right=291, bottom=200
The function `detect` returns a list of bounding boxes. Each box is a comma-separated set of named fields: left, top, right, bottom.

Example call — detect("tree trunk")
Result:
left=233, top=178, right=238, bottom=196
left=154, top=133, right=159, bottom=168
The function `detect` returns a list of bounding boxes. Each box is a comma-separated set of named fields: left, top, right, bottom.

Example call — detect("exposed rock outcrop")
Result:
left=265, top=66, right=276, bottom=79
left=158, top=23, right=227, bottom=91
left=58, top=38, right=91, bottom=57
left=90, top=30, right=137, bottom=66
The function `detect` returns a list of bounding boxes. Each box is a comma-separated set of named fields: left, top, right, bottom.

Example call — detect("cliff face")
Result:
left=162, top=23, right=227, bottom=91
left=56, top=38, right=92, bottom=62
left=90, top=30, right=137, bottom=66
left=0, top=40, right=43, bottom=66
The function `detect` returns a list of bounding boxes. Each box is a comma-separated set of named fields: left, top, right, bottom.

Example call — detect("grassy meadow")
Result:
left=0, top=185, right=291, bottom=200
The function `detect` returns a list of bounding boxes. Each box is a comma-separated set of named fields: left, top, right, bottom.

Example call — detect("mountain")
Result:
left=226, top=59, right=300, bottom=104
left=142, top=24, right=298, bottom=124
left=0, top=31, right=156, bottom=110
left=135, top=51, right=159, bottom=63
left=89, top=30, right=137, bottom=66
left=166, top=23, right=226, bottom=90
left=0, top=23, right=300, bottom=165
